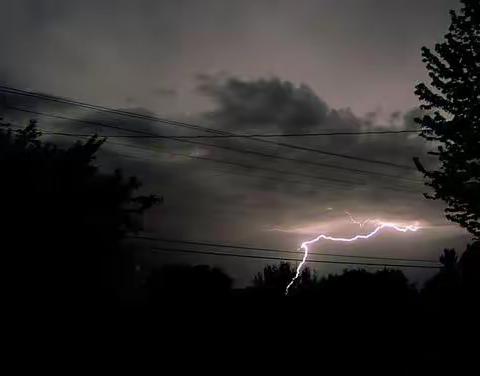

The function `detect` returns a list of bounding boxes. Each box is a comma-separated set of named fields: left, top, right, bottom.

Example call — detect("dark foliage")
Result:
left=422, top=249, right=462, bottom=306
left=459, top=240, right=480, bottom=296
left=247, top=262, right=416, bottom=311
left=250, top=262, right=315, bottom=296
left=415, top=0, right=480, bottom=238
left=144, top=264, right=233, bottom=304
left=1, top=120, right=160, bottom=305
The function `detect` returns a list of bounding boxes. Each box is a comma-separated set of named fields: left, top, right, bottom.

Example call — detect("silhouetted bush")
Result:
left=459, top=241, right=480, bottom=296
left=1, top=121, right=159, bottom=306
left=144, top=264, right=233, bottom=306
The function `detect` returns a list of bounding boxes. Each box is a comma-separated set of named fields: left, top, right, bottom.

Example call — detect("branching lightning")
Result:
left=285, top=213, right=420, bottom=295
left=344, top=211, right=379, bottom=227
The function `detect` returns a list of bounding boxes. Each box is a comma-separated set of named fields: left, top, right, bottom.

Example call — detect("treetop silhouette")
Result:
left=414, top=0, right=480, bottom=238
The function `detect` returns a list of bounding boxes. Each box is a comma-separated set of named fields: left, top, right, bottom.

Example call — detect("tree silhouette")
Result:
left=1, top=120, right=160, bottom=305
left=414, top=0, right=480, bottom=238
left=422, top=249, right=461, bottom=308
left=251, top=262, right=315, bottom=296
left=144, top=264, right=233, bottom=305
left=458, top=241, right=480, bottom=296
left=313, top=268, right=416, bottom=309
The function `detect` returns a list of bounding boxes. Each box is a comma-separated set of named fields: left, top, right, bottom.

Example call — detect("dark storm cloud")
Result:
left=198, top=75, right=329, bottom=133
left=196, top=75, right=437, bottom=177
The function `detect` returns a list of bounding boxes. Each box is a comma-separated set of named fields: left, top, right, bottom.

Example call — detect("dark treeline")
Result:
left=144, top=249, right=479, bottom=308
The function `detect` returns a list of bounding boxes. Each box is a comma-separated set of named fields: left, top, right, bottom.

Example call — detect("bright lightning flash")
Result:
left=285, top=214, right=420, bottom=295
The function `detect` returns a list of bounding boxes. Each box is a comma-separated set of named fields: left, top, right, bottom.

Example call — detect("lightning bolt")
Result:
left=285, top=214, right=420, bottom=295
left=344, top=211, right=379, bottom=227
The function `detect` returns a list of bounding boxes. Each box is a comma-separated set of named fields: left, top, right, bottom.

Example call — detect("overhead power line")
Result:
left=3, top=105, right=423, bottom=184
left=150, top=246, right=442, bottom=269
left=8, top=127, right=422, bottom=138
left=1, top=121, right=423, bottom=194
left=132, top=235, right=440, bottom=264
left=0, top=122, right=356, bottom=190
left=110, top=139, right=422, bottom=194
left=2, top=121, right=423, bottom=194
left=163, top=130, right=421, bottom=138
left=104, top=139, right=422, bottom=194
left=0, top=85, right=417, bottom=170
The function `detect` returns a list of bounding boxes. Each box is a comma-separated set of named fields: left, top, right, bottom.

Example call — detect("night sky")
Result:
left=0, top=0, right=472, bottom=286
